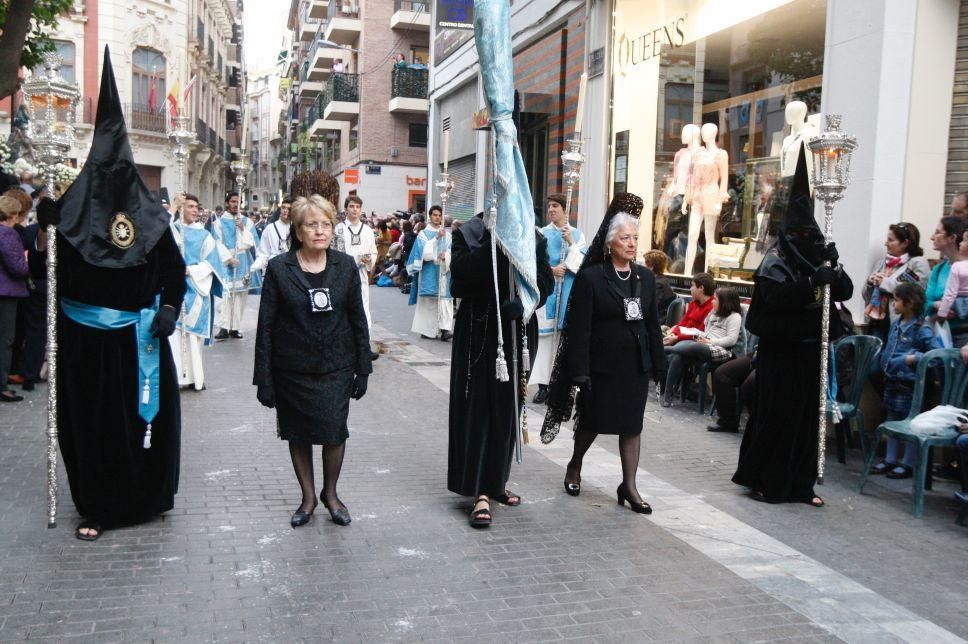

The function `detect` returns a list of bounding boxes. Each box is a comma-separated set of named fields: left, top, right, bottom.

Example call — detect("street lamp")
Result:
left=21, top=52, right=81, bottom=529
left=807, top=114, right=857, bottom=485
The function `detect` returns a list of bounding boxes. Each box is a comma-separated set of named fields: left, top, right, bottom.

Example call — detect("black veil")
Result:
left=540, top=192, right=644, bottom=443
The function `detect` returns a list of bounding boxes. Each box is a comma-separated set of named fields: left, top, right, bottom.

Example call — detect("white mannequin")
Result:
left=666, top=124, right=700, bottom=197
left=683, top=123, right=729, bottom=273
left=780, top=101, right=818, bottom=180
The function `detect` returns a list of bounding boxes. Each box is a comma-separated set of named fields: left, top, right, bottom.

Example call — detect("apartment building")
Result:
left=247, top=70, right=287, bottom=210
left=282, top=0, right=430, bottom=214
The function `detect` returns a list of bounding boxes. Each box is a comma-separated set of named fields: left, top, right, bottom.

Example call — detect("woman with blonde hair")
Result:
left=254, top=194, right=373, bottom=527
left=0, top=195, right=30, bottom=402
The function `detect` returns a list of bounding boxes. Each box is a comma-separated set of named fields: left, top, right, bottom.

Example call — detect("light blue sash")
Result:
left=61, top=297, right=162, bottom=430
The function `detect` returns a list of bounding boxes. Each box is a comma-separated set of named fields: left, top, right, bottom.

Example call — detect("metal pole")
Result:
left=509, top=264, right=523, bottom=464
left=436, top=172, right=453, bottom=337
left=816, top=199, right=834, bottom=485
left=175, top=152, right=190, bottom=380
left=45, top=224, right=58, bottom=528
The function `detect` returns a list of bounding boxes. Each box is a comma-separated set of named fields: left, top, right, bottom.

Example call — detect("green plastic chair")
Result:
left=858, top=348, right=968, bottom=518
left=832, top=335, right=883, bottom=464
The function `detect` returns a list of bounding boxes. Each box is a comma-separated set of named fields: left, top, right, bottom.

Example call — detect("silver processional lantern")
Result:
left=21, top=53, right=81, bottom=529
left=167, top=110, right=196, bottom=195
left=230, top=157, right=250, bottom=205
left=807, top=114, right=857, bottom=485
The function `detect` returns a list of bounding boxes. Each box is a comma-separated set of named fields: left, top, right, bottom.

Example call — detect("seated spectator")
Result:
left=661, top=286, right=742, bottom=408
left=935, top=228, right=968, bottom=347
left=708, top=350, right=756, bottom=433
left=662, top=272, right=716, bottom=347
left=871, top=282, right=942, bottom=479
left=643, top=249, right=675, bottom=326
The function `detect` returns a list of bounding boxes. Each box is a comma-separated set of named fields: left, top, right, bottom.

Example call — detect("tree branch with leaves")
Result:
left=0, top=0, right=75, bottom=101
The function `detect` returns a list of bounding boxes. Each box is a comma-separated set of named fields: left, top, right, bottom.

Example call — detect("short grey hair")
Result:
left=605, top=212, right=639, bottom=245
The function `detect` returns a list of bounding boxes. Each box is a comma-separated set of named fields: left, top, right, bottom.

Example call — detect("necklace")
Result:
left=613, top=263, right=631, bottom=281
left=297, top=250, right=326, bottom=273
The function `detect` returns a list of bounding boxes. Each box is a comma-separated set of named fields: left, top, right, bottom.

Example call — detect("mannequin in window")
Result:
left=683, top=123, right=729, bottom=274
left=779, top=101, right=818, bottom=181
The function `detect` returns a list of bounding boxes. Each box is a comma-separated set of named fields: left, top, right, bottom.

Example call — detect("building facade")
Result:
left=246, top=70, right=286, bottom=210
left=0, top=0, right=244, bottom=209
left=429, top=0, right=968, bottom=317
left=282, top=0, right=430, bottom=214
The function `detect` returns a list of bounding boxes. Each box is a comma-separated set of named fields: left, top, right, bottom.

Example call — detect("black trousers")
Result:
left=712, top=355, right=755, bottom=430
left=21, top=290, right=46, bottom=383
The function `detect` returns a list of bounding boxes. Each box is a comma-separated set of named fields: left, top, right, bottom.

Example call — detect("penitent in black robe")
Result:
left=54, top=230, right=186, bottom=527
left=447, top=218, right=553, bottom=498
left=732, top=248, right=853, bottom=502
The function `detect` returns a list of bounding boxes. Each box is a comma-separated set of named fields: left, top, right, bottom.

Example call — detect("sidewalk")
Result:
left=0, top=286, right=962, bottom=642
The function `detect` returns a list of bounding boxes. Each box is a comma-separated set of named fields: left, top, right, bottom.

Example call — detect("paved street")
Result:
left=1, top=285, right=966, bottom=643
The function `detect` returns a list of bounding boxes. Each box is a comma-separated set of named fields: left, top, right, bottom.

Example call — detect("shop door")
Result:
left=518, top=112, right=549, bottom=225
left=446, top=156, right=476, bottom=221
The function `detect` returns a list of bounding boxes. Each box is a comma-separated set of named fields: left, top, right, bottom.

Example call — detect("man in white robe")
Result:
left=529, top=193, right=586, bottom=403
left=252, top=196, right=291, bottom=272
left=406, top=205, right=453, bottom=339
left=212, top=191, right=260, bottom=339
left=334, top=194, right=379, bottom=360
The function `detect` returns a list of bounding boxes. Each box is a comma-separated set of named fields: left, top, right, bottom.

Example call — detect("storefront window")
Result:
left=611, top=0, right=827, bottom=281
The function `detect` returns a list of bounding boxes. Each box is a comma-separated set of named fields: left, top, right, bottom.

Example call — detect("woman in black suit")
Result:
left=554, top=198, right=665, bottom=513
left=254, top=195, right=372, bottom=528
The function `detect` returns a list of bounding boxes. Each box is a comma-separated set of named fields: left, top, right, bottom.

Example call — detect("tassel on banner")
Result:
left=522, top=341, right=531, bottom=373
left=143, top=424, right=152, bottom=449
left=142, top=377, right=150, bottom=404
left=496, top=350, right=510, bottom=382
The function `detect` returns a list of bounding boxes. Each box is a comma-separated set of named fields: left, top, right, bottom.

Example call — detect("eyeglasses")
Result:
left=302, top=221, right=334, bottom=232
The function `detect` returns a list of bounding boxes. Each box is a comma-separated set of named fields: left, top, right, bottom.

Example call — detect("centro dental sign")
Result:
left=616, top=17, right=686, bottom=75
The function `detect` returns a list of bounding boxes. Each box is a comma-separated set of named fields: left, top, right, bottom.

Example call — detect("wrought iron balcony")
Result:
left=317, top=72, right=360, bottom=119
left=391, top=67, right=428, bottom=99
left=124, top=104, right=166, bottom=134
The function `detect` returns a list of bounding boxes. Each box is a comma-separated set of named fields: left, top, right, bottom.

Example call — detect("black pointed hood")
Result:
left=56, top=46, right=171, bottom=268
left=775, top=147, right=824, bottom=271
left=780, top=147, right=819, bottom=234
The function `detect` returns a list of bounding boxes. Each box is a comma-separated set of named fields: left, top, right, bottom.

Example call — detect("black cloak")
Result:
left=49, top=47, right=186, bottom=528
left=447, top=215, right=554, bottom=497
left=732, top=150, right=853, bottom=502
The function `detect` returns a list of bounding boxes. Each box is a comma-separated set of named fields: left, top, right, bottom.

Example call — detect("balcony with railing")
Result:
left=325, top=1, right=361, bottom=45
left=389, top=67, right=428, bottom=114
left=308, top=0, right=329, bottom=19
left=318, top=72, right=360, bottom=121
left=308, top=23, right=344, bottom=82
left=391, top=0, right=430, bottom=31
left=300, top=4, right=324, bottom=41
left=196, top=118, right=208, bottom=144
left=124, top=104, right=166, bottom=134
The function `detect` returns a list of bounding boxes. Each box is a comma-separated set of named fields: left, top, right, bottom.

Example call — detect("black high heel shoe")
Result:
left=616, top=484, right=652, bottom=515
left=563, top=480, right=580, bottom=496
left=321, top=493, right=351, bottom=526
left=291, top=501, right=317, bottom=528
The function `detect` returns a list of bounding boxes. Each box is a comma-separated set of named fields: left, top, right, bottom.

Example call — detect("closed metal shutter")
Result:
left=945, top=1, right=968, bottom=204
left=446, top=156, right=477, bottom=221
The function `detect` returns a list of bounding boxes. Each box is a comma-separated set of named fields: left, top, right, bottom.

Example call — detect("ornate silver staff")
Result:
left=435, top=171, right=455, bottom=336
left=22, top=54, right=80, bottom=528
left=807, top=115, right=857, bottom=485
left=228, top=159, right=250, bottom=333
left=167, top=110, right=195, bottom=379
left=554, top=136, right=584, bottom=350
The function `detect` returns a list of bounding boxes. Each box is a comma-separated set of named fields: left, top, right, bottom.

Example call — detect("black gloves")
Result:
left=149, top=305, right=178, bottom=338
left=257, top=385, right=275, bottom=408
left=572, top=376, right=591, bottom=394
left=820, top=242, right=839, bottom=265
left=811, top=266, right=837, bottom=287
left=500, top=299, right=524, bottom=320
left=351, top=374, right=368, bottom=400
left=37, top=198, right=61, bottom=228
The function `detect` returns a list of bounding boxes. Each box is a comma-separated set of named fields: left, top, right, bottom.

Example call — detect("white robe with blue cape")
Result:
left=407, top=226, right=454, bottom=337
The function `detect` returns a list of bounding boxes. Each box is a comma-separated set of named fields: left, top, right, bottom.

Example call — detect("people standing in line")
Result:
left=169, top=193, right=230, bottom=391
left=406, top=205, right=453, bottom=340
left=448, top=212, right=554, bottom=527
left=253, top=196, right=292, bottom=273
left=732, top=150, right=852, bottom=507
left=0, top=195, right=30, bottom=403
left=642, top=249, right=676, bottom=327
left=334, top=195, right=378, bottom=360
left=254, top=195, right=372, bottom=528
left=32, top=49, right=186, bottom=540
left=869, top=282, right=941, bottom=479
left=862, top=223, right=930, bottom=342
left=542, top=193, right=665, bottom=514
left=213, top=191, right=260, bottom=340
left=529, top=193, right=587, bottom=404
left=660, top=286, right=742, bottom=408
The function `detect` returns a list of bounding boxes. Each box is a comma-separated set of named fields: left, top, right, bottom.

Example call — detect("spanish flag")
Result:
left=164, top=79, right=180, bottom=117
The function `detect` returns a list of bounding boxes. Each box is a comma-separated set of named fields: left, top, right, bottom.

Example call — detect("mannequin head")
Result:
left=785, top=101, right=808, bottom=127
left=700, top=123, right=718, bottom=146
left=681, top=123, right=700, bottom=146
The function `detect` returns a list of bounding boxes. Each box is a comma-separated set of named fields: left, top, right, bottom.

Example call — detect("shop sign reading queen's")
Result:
left=616, top=17, right=686, bottom=75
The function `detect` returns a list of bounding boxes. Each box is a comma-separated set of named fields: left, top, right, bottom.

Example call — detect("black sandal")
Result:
left=494, top=490, right=521, bottom=506
left=75, top=521, right=102, bottom=541
left=804, top=496, right=825, bottom=508
left=469, top=496, right=491, bottom=528
left=749, top=490, right=781, bottom=504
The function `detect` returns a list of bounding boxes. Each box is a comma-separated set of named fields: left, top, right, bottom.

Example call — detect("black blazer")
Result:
left=253, top=249, right=372, bottom=386
left=567, top=263, right=665, bottom=382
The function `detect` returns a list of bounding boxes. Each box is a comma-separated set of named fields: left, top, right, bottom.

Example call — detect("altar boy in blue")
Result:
left=170, top=193, right=230, bottom=390
left=406, top=205, right=453, bottom=339
left=33, top=47, right=186, bottom=541
left=529, top=193, right=586, bottom=403
left=213, top=191, right=261, bottom=339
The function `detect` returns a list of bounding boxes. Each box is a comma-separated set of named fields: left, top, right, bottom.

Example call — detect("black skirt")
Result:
left=576, top=368, right=650, bottom=435
left=274, top=367, right=353, bottom=445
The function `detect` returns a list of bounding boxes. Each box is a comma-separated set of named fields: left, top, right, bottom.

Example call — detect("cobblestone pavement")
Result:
left=0, top=285, right=964, bottom=643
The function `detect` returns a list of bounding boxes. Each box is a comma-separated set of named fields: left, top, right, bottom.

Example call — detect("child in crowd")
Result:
left=936, top=229, right=968, bottom=322
left=872, top=282, right=942, bottom=478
